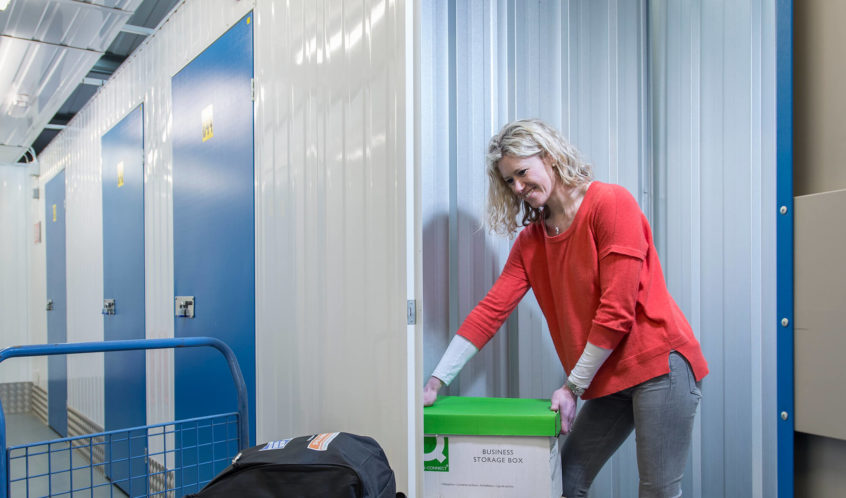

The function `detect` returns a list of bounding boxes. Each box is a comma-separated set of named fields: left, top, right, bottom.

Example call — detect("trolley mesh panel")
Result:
left=7, top=413, right=239, bottom=497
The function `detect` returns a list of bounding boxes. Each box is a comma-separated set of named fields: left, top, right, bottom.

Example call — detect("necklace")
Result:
left=547, top=182, right=589, bottom=236
left=545, top=212, right=561, bottom=235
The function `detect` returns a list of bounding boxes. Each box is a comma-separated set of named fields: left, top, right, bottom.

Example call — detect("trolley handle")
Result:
left=0, top=337, right=250, bottom=498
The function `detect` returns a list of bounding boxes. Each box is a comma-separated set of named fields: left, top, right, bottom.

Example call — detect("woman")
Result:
left=423, top=119, right=708, bottom=497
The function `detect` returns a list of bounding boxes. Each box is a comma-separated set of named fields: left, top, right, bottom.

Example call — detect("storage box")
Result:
left=423, top=396, right=561, bottom=498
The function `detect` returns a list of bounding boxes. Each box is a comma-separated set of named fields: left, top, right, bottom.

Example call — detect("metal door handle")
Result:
left=102, top=299, right=116, bottom=315
left=175, top=296, right=195, bottom=318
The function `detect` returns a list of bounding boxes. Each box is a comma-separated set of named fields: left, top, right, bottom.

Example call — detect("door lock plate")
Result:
left=175, top=296, right=195, bottom=318
left=102, top=298, right=116, bottom=315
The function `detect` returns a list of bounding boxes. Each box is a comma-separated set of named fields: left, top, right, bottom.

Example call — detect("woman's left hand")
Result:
left=550, top=385, right=577, bottom=434
left=423, top=376, right=444, bottom=407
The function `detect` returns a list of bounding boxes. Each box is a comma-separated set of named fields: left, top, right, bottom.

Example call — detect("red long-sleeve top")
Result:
left=457, top=182, right=708, bottom=399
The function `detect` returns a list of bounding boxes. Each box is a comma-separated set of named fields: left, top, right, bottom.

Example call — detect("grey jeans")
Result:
left=561, top=352, right=702, bottom=498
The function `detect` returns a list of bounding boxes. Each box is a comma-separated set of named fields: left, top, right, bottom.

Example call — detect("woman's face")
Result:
left=497, top=154, right=557, bottom=209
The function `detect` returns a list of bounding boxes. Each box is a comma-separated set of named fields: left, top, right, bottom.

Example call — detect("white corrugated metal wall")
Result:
left=421, top=0, right=778, bottom=496
left=252, top=0, right=414, bottom=492
left=0, top=166, right=33, bottom=384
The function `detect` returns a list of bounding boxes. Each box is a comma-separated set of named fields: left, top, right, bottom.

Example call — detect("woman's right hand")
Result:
left=423, top=376, right=444, bottom=406
left=550, top=385, right=577, bottom=434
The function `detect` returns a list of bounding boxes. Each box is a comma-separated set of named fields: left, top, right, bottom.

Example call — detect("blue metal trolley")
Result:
left=0, top=338, right=249, bottom=497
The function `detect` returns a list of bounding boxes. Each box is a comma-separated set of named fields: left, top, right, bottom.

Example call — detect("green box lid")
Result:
left=424, top=396, right=561, bottom=437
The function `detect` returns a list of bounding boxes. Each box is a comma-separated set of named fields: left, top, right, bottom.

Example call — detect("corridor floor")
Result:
left=4, top=412, right=128, bottom=497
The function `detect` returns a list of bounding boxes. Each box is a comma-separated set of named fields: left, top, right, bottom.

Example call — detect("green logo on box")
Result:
left=423, top=436, right=449, bottom=472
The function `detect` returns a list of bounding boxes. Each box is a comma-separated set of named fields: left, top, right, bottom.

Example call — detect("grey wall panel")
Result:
left=421, top=0, right=452, bottom=393
left=0, top=166, right=33, bottom=384
left=512, top=4, right=649, bottom=495
left=422, top=0, right=778, bottom=496
left=652, top=0, right=778, bottom=497
left=650, top=0, right=706, bottom=493
left=421, top=0, right=513, bottom=399
left=698, top=2, right=728, bottom=495
left=422, top=0, right=648, bottom=395
left=452, top=0, right=511, bottom=398
left=421, top=1, right=648, bottom=495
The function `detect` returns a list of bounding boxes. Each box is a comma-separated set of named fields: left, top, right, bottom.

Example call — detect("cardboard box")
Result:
left=424, top=396, right=561, bottom=498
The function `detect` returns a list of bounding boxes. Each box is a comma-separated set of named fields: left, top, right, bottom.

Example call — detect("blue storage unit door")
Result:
left=45, top=170, right=67, bottom=437
left=101, top=104, right=147, bottom=496
left=171, top=13, right=255, bottom=493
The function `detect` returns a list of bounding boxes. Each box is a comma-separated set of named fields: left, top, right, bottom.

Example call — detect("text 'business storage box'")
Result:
left=424, top=396, right=561, bottom=498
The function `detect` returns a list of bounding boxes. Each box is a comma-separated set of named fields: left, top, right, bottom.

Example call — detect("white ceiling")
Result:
left=0, top=0, right=179, bottom=165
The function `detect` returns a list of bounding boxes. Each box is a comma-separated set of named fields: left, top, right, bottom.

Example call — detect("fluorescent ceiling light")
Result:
left=0, top=0, right=11, bottom=12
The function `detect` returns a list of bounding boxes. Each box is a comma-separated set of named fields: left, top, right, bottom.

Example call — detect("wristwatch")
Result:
left=565, top=379, right=586, bottom=398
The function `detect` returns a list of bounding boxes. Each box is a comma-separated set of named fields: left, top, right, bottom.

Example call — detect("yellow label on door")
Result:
left=117, top=161, right=125, bottom=187
left=202, top=104, right=214, bottom=142
left=52, top=204, right=57, bottom=222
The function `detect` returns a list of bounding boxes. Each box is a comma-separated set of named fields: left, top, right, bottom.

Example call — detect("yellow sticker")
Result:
left=52, top=204, right=57, bottom=222
left=117, top=161, right=125, bottom=187
left=202, top=104, right=214, bottom=142
left=247, top=16, right=251, bottom=24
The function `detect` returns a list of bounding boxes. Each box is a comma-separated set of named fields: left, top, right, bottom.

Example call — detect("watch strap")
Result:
left=566, top=378, right=586, bottom=398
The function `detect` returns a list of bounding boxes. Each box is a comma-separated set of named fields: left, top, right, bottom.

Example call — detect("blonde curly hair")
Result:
left=485, top=119, right=593, bottom=236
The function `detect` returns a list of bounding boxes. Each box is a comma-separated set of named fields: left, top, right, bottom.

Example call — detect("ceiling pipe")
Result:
left=81, top=77, right=106, bottom=87
left=121, top=24, right=155, bottom=36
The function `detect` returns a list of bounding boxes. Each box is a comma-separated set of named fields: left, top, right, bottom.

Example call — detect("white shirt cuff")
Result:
left=431, top=335, right=478, bottom=386
left=567, top=341, right=613, bottom=389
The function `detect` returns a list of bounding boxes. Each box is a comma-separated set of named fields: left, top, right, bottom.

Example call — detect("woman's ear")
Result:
left=543, top=155, right=561, bottom=184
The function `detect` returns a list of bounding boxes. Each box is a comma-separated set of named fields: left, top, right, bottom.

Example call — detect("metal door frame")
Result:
left=776, top=0, right=793, bottom=496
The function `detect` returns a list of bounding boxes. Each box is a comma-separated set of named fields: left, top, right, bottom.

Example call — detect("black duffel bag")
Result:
left=188, top=432, right=397, bottom=497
